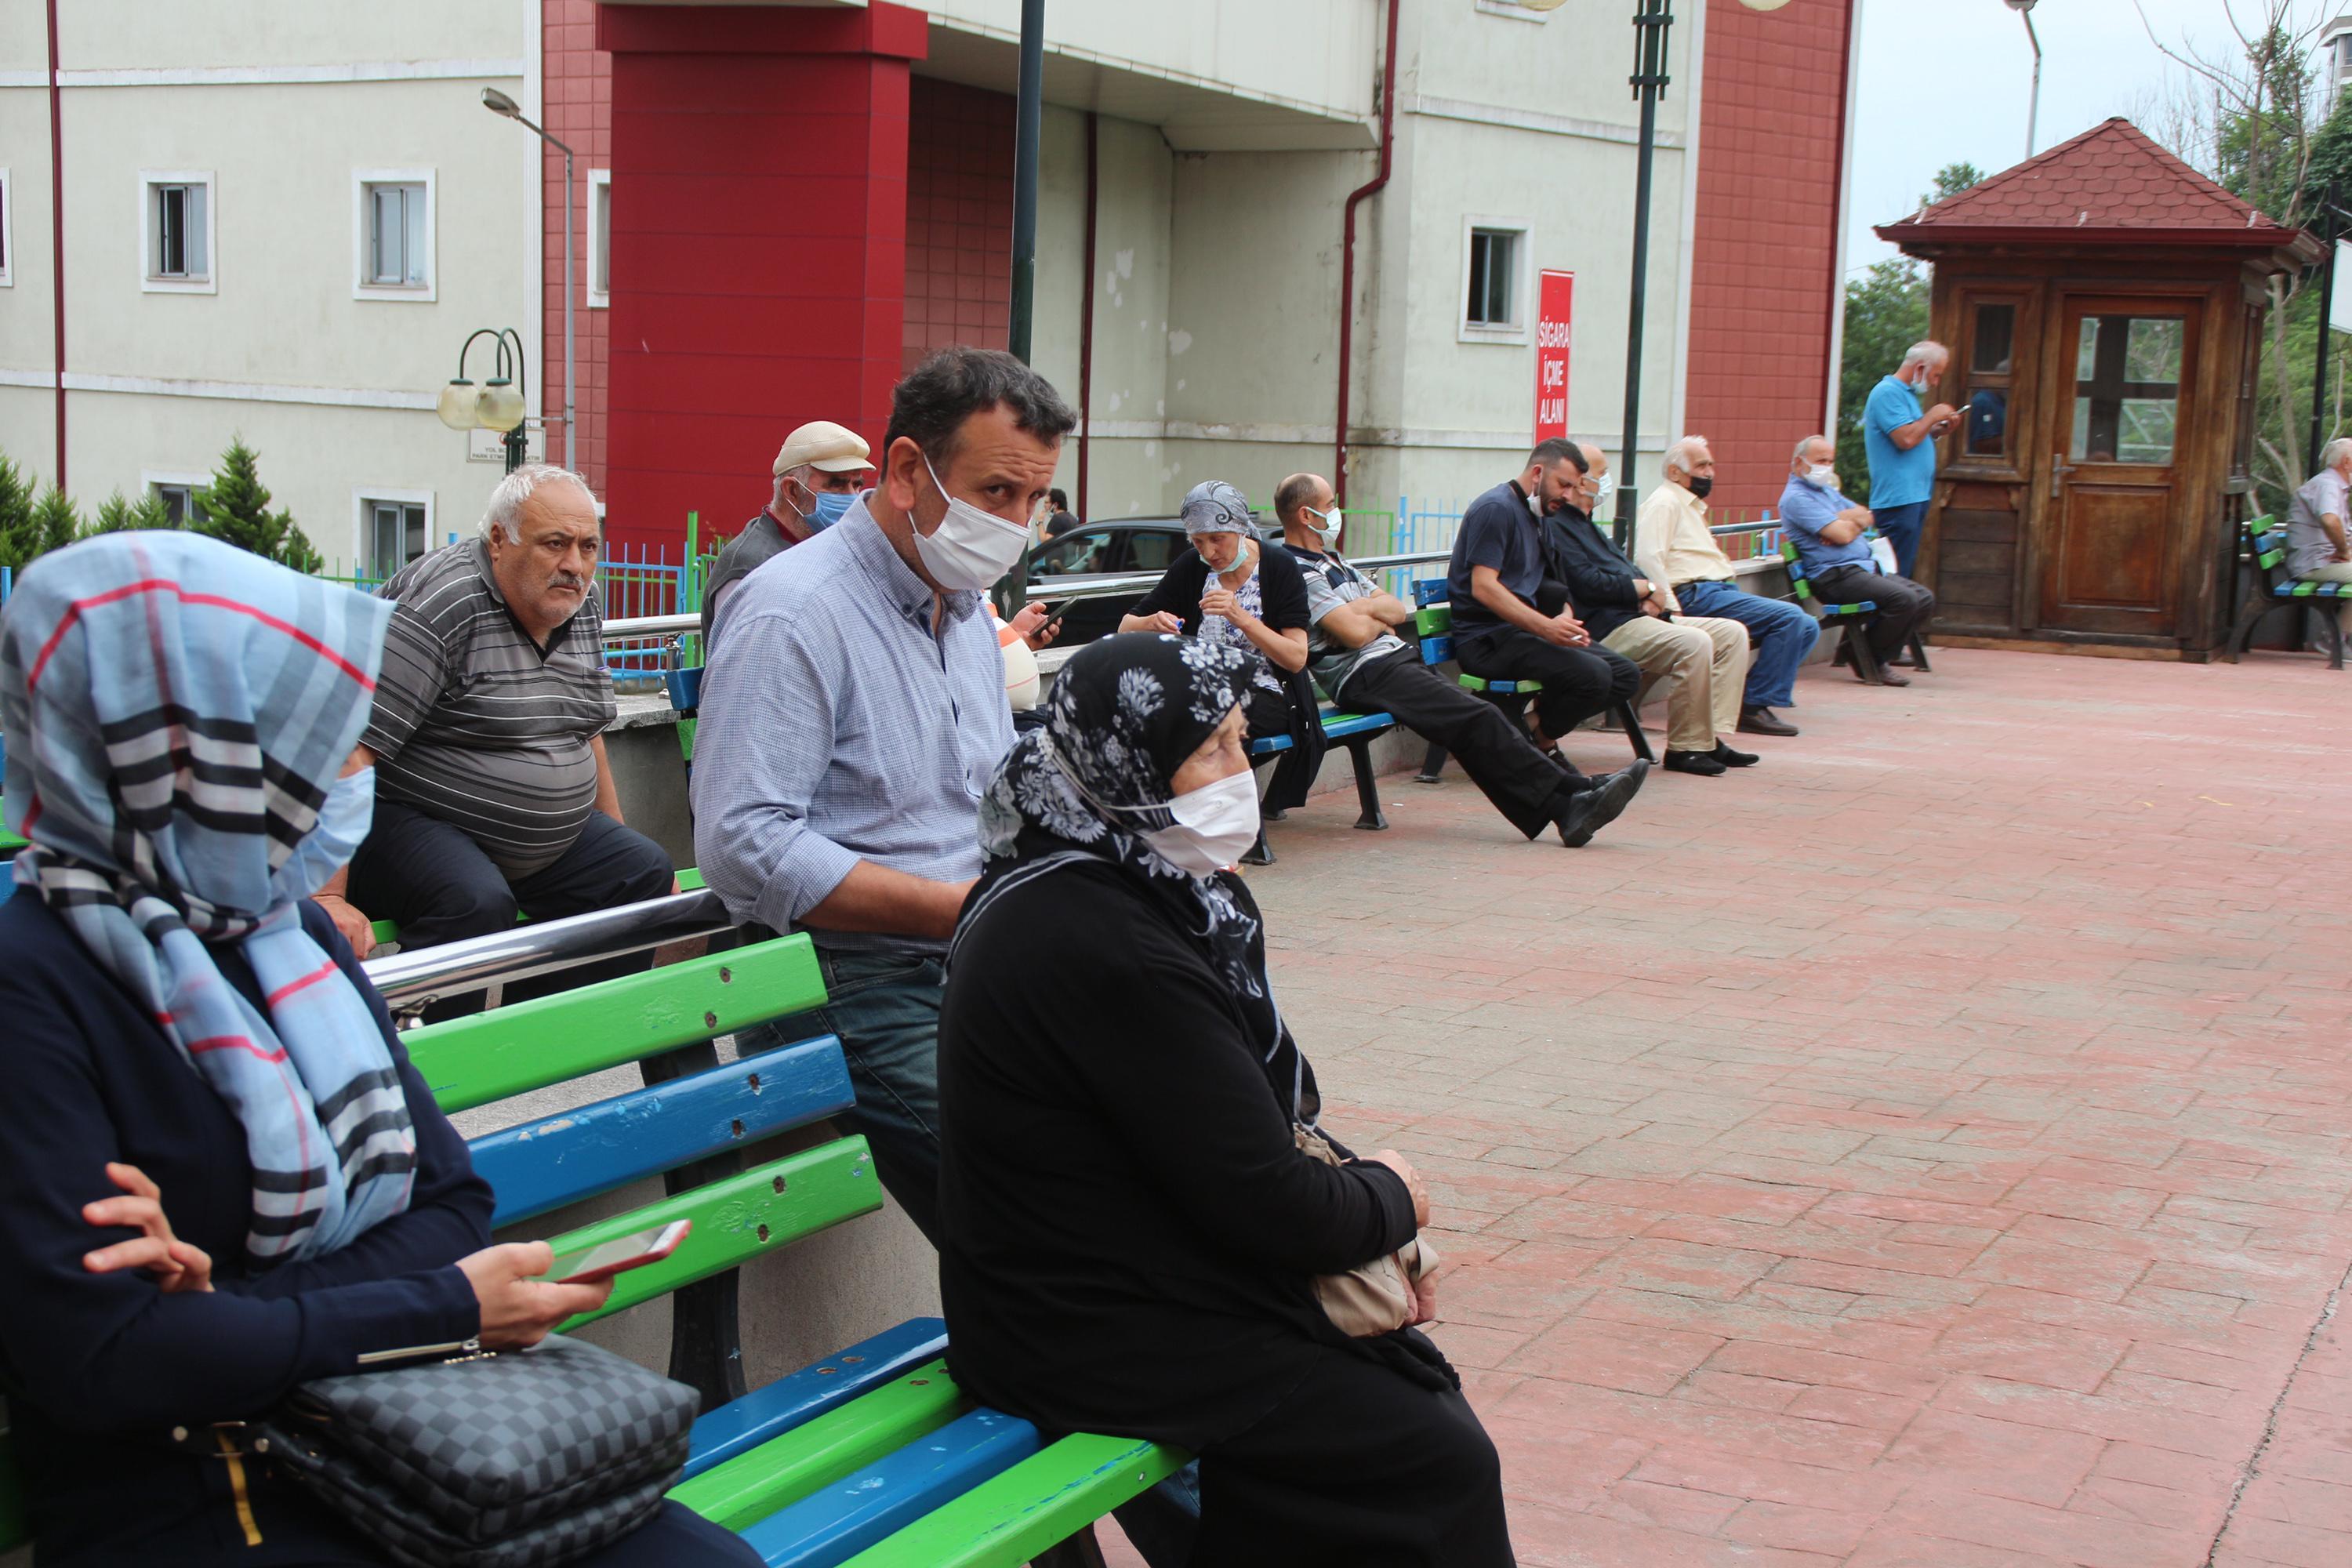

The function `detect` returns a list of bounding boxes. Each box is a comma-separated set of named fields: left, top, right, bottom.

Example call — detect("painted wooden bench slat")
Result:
left=472, top=1035, right=855, bottom=1225
left=404, top=936, right=826, bottom=1112
left=839, top=1433, right=1189, bottom=1568
left=2227, top=514, right=2347, bottom=669
left=550, top=1136, right=881, bottom=1329
left=742, top=1406, right=1044, bottom=1568
left=684, top=1319, right=950, bottom=1483
left=674, top=1360, right=967, bottom=1533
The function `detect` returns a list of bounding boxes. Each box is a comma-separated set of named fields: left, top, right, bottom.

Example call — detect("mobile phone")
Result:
left=539, top=1220, right=691, bottom=1286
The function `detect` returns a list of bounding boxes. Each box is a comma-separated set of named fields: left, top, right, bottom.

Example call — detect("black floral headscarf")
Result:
left=954, top=632, right=1319, bottom=1123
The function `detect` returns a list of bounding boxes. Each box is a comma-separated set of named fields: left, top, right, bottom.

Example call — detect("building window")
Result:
left=358, top=491, right=434, bottom=580
left=1962, top=300, right=2017, bottom=462
left=0, top=167, right=13, bottom=287
left=152, top=481, right=200, bottom=525
left=588, top=169, right=612, bottom=307
left=141, top=172, right=216, bottom=293
left=353, top=170, right=434, bottom=301
left=1460, top=220, right=1530, bottom=341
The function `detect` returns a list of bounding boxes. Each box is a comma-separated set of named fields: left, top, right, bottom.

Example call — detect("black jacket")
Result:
left=1541, top=506, right=1647, bottom=641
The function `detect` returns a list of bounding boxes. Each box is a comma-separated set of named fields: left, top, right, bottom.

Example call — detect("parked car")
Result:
left=1021, top=515, right=1283, bottom=647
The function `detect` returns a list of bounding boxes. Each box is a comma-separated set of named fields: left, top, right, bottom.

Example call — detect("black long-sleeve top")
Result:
left=0, top=893, right=495, bottom=1562
left=935, top=861, right=1416, bottom=1451
left=1541, top=506, right=1647, bottom=641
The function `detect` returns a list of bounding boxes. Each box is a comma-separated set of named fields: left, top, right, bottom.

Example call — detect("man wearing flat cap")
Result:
left=701, top=419, right=874, bottom=646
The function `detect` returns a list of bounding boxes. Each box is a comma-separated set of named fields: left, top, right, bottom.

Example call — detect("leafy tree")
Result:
left=29, top=484, right=80, bottom=558
left=193, top=437, right=323, bottom=573
left=1835, top=163, right=1984, bottom=488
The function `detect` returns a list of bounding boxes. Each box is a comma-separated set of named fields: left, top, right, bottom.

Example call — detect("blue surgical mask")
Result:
left=811, top=490, right=856, bottom=530
left=276, top=766, right=376, bottom=903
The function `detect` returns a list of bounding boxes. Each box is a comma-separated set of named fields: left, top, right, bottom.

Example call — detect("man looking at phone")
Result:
left=1276, top=471, right=1646, bottom=847
left=1862, top=340, right=1958, bottom=579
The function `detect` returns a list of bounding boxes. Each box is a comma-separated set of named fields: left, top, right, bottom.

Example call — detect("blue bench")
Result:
left=0, top=934, right=1183, bottom=1566
left=1242, top=708, right=1397, bottom=866
left=2225, top=514, right=2348, bottom=670
left=1775, top=540, right=1898, bottom=684
left=1406, top=579, right=1653, bottom=783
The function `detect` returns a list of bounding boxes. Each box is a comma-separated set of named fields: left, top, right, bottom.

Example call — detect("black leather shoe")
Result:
left=1738, top=705, right=1798, bottom=737
left=1711, top=741, right=1759, bottom=768
left=1663, top=749, right=1727, bottom=777
left=1555, top=758, right=1647, bottom=847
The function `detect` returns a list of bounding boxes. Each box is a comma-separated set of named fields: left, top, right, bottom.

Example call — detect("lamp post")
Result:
left=481, top=87, right=575, bottom=472
left=2005, top=0, right=2042, bottom=161
left=1001, top=0, right=1046, bottom=618
left=437, top=328, right=532, bottom=473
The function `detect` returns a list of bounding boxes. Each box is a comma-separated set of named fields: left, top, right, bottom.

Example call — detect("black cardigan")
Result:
left=935, top=860, right=1417, bottom=1450
left=0, top=894, right=493, bottom=1562
left=1129, top=542, right=1326, bottom=809
left=1541, top=506, right=1647, bottom=641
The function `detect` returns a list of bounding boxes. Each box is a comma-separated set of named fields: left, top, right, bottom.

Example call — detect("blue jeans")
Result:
left=1674, top=579, right=1820, bottom=710
left=734, top=946, right=1204, bottom=1567
left=1874, top=500, right=1928, bottom=579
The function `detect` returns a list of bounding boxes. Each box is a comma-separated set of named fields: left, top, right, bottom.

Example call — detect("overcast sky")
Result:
left=1843, top=0, right=2336, bottom=273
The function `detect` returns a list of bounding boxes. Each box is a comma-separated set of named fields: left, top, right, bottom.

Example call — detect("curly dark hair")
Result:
left=884, top=347, right=1077, bottom=467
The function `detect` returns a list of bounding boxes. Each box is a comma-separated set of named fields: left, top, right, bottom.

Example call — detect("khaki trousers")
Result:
left=1601, top=614, right=1750, bottom=753
left=2299, top=561, right=2352, bottom=634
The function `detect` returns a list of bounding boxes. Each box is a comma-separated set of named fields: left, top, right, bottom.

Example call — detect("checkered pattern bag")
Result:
left=255, top=1335, right=698, bottom=1568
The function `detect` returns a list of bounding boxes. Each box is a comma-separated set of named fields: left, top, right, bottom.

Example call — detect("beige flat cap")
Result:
left=773, top=420, right=872, bottom=477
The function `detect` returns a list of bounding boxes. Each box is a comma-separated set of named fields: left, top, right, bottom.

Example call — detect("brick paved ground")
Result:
left=1103, top=647, right=2352, bottom=1567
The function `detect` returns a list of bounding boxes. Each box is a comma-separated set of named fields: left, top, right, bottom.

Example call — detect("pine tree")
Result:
left=87, top=490, right=136, bottom=535
left=193, top=437, right=324, bottom=573
left=0, top=456, right=35, bottom=572
left=29, top=485, right=80, bottom=560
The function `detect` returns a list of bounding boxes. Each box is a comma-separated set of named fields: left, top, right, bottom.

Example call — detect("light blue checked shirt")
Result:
left=691, top=501, right=1014, bottom=956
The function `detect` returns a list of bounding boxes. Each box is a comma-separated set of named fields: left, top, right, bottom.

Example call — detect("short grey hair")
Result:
left=1793, top=434, right=1832, bottom=463
left=1664, top=435, right=1710, bottom=475
left=2324, top=437, right=2352, bottom=471
left=1900, top=340, right=1950, bottom=372
left=481, top=464, right=598, bottom=544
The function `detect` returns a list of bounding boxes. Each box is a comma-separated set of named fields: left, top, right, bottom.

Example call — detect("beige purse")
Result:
left=1293, top=1124, right=1439, bottom=1337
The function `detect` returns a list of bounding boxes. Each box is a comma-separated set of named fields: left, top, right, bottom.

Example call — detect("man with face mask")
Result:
left=1276, top=471, right=1645, bottom=845
left=1780, top=434, right=1936, bottom=684
left=1443, top=441, right=1645, bottom=776
left=699, top=420, right=874, bottom=648
left=1862, top=341, right=1959, bottom=581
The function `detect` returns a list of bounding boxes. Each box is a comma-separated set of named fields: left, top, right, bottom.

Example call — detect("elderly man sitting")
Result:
left=702, top=419, right=874, bottom=646
left=1632, top=435, right=1820, bottom=736
left=2285, top=437, right=2352, bottom=641
left=1551, top=444, right=1755, bottom=776
left=1778, top=436, right=1936, bottom=687
left=316, top=464, right=673, bottom=963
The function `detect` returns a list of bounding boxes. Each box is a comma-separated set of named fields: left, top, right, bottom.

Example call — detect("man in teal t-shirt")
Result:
left=1861, top=341, right=1959, bottom=580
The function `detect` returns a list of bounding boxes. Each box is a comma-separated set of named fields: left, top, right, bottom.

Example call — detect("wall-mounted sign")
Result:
left=2332, top=239, right=2352, bottom=336
left=1534, top=269, right=1574, bottom=442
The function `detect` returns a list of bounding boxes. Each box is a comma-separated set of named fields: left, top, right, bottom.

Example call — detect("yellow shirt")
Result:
left=1632, top=482, right=1734, bottom=593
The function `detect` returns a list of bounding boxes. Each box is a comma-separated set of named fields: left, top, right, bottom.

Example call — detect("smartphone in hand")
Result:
left=539, top=1220, right=691, bottom=1286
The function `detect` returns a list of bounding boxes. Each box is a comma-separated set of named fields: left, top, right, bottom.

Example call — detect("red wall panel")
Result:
left=542, top=1, right=610, bottom=499
left=1686, top=0, right=1855, bottom=517
left=902, top=79, right=1013, bottom=372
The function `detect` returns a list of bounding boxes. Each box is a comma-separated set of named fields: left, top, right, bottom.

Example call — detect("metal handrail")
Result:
left=598, top=548, right=1458, bottom=647
left=361, top=887, right=735, bottom=1010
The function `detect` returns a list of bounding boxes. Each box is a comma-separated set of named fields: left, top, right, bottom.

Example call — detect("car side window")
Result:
left=1125, top=529, right=1178, bottom=574
left=1032, top=529, right=1110, bottom=576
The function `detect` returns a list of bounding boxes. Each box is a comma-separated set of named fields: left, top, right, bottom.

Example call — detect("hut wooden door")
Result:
left=2035, top=296, right=2198, bottom=637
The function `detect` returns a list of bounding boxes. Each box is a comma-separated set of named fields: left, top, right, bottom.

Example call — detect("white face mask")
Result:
left=1805, top=464, right=1837, bottom=488
left=1303, top=505, right=1342, bottom=549
left=1137, top=769, right=1261, bottom=877
left=910, top=452, right=1033, bottom=592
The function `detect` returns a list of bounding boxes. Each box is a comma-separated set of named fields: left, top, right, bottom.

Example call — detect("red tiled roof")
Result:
left=1876, top=117, right=2305, bottom=245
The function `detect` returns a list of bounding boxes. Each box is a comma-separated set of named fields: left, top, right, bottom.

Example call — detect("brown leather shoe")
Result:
left=1738, top=706, right=1798, bottom=737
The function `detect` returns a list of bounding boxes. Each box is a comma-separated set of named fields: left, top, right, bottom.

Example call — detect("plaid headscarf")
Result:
left=1, top=532, right=416, bottom=1265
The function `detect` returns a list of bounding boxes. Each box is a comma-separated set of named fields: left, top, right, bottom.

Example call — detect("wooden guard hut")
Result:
left=1877, top=118, right=2320, bottom=656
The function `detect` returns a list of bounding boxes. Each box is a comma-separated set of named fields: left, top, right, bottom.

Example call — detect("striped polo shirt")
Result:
left=360, top=538, right=617, bottom=877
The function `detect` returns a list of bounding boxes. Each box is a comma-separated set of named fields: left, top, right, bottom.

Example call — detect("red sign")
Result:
left=1534, top=269, right=1574, bottom=443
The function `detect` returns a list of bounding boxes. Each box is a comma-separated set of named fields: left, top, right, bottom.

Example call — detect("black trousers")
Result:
left=1335, top=648, right=1573, bottom=837
left=1243, top=682, right=1296, bottom=741
left=1813, top=565, right=1936, bottom=660
left=1194, top=1345, right=1515, bottom=1567
left=1452, top=626, right=1639, bottom=747
left=348, top=799, right=675, bottom=1014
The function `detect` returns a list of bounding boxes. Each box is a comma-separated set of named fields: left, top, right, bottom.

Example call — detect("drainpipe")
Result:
left=46, top=0, right=65, bottom=490
left=1333, top=0, right=1399, bottom=506
left=1078, top=110, right=1098, bottom=520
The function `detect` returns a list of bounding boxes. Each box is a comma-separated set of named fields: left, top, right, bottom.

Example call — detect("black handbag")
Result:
left=244, top=1334, right=699, bottom=1568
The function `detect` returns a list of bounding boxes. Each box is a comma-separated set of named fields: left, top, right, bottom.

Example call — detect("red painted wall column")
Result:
left=597, top=2, right=928, bottom=551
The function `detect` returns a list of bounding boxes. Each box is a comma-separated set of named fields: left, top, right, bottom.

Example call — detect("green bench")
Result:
left=2224, top=513, right=2349, bottom=670
left=1407, top=579, right=1653, bottom=782
left=0, top=933, right=1182, bottom=1566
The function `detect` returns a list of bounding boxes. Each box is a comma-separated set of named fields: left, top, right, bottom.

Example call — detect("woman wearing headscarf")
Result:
left=1117, top=480, right=1327, bottom=811
left=0, top=533, right=757, bottom=1566
left=936, top=633, right=1515, bottom=1566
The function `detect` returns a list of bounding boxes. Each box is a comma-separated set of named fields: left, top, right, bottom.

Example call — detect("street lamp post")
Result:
left=481, top=88, right=575, bottom=472
left=2006, top=0, right=2042, bottom=162
left=437, top=328, right=532, bottom=473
